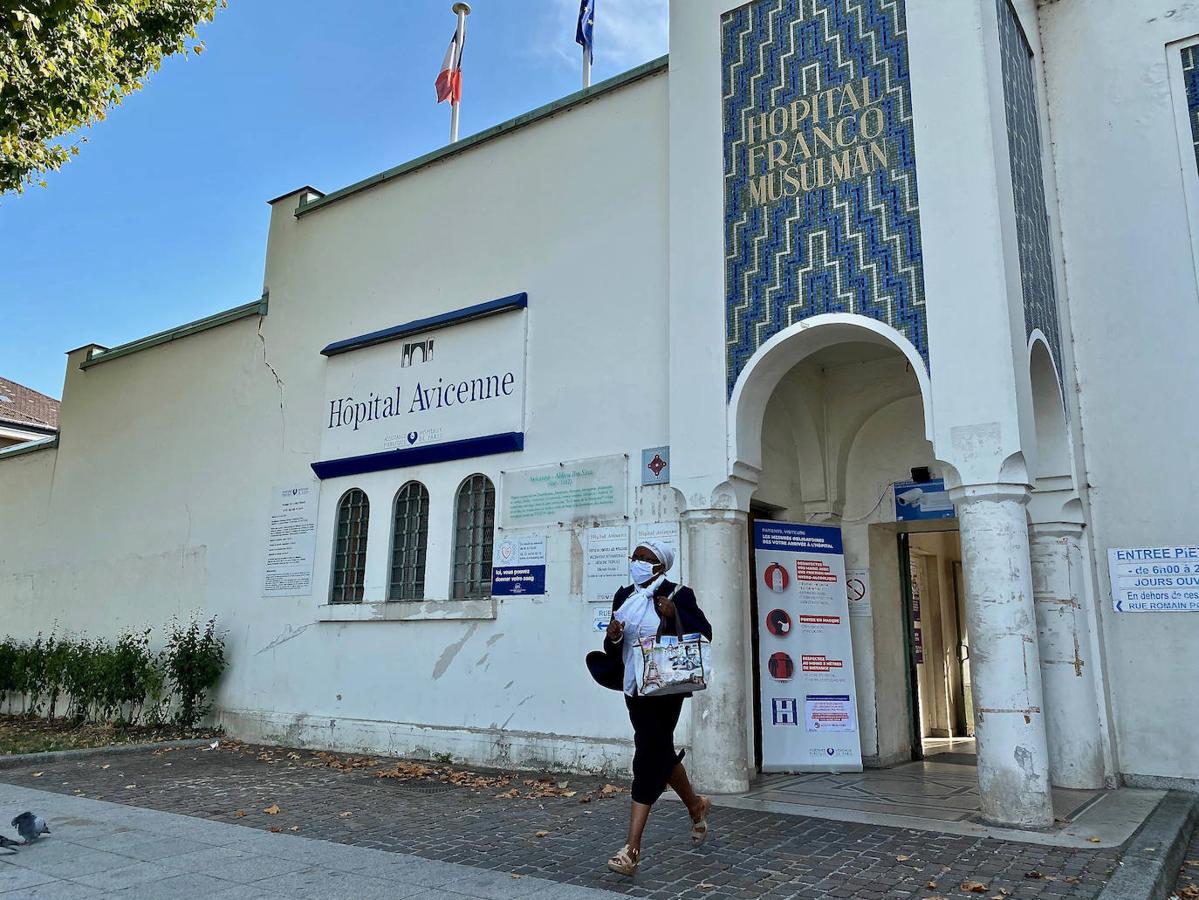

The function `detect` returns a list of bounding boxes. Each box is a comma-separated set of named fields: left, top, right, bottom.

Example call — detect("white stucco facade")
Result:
left=2, top=0, right=1199, bottom=826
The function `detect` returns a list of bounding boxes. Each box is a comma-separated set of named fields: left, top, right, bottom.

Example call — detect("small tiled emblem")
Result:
left=641, top=446, right=670, bottom=485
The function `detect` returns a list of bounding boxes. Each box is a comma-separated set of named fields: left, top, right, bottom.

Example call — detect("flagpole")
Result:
left=583, top=47, right=591, bottom=89
left=450, top=2, right=471, bottom=143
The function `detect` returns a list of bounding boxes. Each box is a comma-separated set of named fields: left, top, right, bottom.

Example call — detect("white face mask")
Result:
left=630, top=560, right=657, bottom=586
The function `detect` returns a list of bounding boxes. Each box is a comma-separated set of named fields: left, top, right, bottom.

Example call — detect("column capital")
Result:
left=1028, top=521, right=1085, bottom=540
left=948, top=482, right=1031, bottom=506
left=680, top=507, right=748, bottom=527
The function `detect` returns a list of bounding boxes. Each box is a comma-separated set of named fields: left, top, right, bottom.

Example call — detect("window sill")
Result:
left=317, top=599, right=497, bottom=623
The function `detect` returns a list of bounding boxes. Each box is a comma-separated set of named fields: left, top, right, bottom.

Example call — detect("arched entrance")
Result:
left=725, top=317, right=987, bottom=815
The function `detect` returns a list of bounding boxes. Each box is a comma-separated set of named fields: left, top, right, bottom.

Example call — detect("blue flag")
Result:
left=576, top=0, right=596, bottom=63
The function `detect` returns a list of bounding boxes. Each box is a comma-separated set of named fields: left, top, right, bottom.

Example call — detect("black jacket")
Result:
left=585, top=580, right=713, bottom=693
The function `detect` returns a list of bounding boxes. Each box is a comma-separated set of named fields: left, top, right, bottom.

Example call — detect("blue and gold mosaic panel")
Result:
left=1182, top=45, right=1199, bottom=174
left=996, top=0, right=1063, bottom=384
left=722, top=0, right=928, bottom=398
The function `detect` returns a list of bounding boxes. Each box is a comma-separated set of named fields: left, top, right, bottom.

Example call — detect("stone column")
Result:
left=1029, top=523, right=1104, bottom=789
left=682, top=508, right=752, bottom=795
left=952, top=484, right=1054, bottom=828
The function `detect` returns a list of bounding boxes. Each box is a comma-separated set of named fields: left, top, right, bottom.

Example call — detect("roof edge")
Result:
left=295, top=55, right=669, bottom=219
left=0, top=435, right=58, bottom=462
left=80, top=294, right=269, bottom=371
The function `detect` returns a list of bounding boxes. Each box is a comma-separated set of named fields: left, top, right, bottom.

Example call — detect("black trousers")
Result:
left=625, top=693, right=686, bottom=806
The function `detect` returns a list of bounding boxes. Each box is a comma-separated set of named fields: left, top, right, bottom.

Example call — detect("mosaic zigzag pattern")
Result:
left=1182, top=45, right=1199, bottom=174
left=997, top=0, right=1064, bottom=387
left=722, top=0, right=928, bottom=398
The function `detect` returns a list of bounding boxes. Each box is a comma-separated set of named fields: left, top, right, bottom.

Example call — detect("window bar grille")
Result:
left=332, top=489, right=369, bottom=603
left=390, top=482, right=429, bottom=601
left=452, top=475, right=495, bottom=599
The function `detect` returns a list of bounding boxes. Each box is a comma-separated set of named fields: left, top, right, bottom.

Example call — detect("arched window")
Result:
left=330, top=488, right=369, bottom=603
left=389, top=481, right=429, bottom=601
left=452, top=474, right=495, bottom=600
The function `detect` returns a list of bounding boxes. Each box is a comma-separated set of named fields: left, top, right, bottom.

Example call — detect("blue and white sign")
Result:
left=1108, top=545, right=1199, bottom=612
left=754, top=520, right=860, bottom=774
left=893, top=479, right=955, bottom=521
left=491, top=535, right=547, bottom=597
left=314, top=300, right=526, bottom=479
left=772, top=698, right=799, bottom=726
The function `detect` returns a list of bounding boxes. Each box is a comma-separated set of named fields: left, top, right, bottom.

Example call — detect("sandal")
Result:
left=606, top=844, right=639, bottom=877
left=691, top=796, right=712, bottom=846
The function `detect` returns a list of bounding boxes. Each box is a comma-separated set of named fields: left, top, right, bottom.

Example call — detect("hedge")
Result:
left=0, top=616, right=227, bottom=728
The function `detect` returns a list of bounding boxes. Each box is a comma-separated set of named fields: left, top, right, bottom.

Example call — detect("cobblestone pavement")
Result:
left=1171, top=825, right=1198, bottom=899
left=0, top=743, right=1121, bottom=899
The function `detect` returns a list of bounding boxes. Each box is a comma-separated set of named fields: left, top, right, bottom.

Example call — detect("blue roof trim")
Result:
left=311, top=432, right=524, bottom=480
left=321, top=293, right=528, bottom=357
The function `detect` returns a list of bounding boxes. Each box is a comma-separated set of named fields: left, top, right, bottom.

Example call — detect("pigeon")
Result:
left=11, top=812, right=49, bottom=843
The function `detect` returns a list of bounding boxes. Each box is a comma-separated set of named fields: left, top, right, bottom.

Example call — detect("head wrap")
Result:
left=635, top=540, right=675, bottom=574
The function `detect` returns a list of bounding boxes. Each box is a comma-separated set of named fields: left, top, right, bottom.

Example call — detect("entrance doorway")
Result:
left=900, top=529, right=974, bottom=764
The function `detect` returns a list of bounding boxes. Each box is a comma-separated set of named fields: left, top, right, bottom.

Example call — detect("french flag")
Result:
left=435, top=30, right=464, bottom=104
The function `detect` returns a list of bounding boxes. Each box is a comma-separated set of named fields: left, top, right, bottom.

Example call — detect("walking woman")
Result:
left=585, top=540, right=714, bottom=877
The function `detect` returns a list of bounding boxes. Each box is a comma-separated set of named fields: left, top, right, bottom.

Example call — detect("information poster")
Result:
left=636, top=522, right=681, bottom=582
left=755, top=521, right=861, bottom=773
left=490, top=535, right=547, bottom=597
left=501, top=455, right=627, bottom=528
left=585, top=526, right=629, bottom=603
left=263, top=485, right=319, bottom=597
left=1108, top=545, right=1199, bottom=612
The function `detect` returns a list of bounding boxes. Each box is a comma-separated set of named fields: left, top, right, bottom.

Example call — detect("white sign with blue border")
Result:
left=491, top=535, right=547, bottom=597
left=1108, top=545, right=1199, bottom=612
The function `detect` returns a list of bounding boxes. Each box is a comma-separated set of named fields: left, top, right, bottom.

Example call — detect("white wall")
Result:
left=0, top=72, right=672, bottom=774
left=1039, top=0, right=1199, bottom=787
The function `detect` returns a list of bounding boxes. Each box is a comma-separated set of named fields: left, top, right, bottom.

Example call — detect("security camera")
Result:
left=896, top=487, right=924, bottom=507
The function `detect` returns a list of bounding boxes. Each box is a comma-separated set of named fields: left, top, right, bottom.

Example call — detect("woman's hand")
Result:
left=606, top=618, right=625, bottom=642
left=656, top=596, right=676, bottom=618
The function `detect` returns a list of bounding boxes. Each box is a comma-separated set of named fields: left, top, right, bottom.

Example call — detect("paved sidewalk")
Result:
left=0, top=742, right=1123, bottom=899
left=0, top=782, right=622, bottom=899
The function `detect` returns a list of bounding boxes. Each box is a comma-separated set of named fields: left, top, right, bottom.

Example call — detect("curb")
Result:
left=0, top=739, right=214, bottom=771
left=1097, top=790, right=1199, bottom=900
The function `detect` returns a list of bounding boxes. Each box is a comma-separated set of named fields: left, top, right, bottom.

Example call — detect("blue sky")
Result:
left=0, top=0, right=668, bottom=399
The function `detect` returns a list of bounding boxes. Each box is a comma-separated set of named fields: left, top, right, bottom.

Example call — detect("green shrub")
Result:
left=0, top=617, right=226, bottom=728
left=165, top=616, right=227, bottom=728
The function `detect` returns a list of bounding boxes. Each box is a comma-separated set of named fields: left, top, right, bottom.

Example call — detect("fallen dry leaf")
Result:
left=1180, top=886, right=1199, bottom=900
left=100, top=764, right=109, bottom=770
left=289, top=825, right=300, bottom=832
left=510, top=874, right=525, bottom=880
left=124, top=784, right=136, bottom=789
left=1024, top=871, right=1043, bottom=880
left=534, top=831, right=549, bottom=838
left=578, top=796, right=592, bottom=804
left=1088, top=836, right=1101, bottom=843
left=896, top=854, right=910, bottom=862
left=270, top=825, right=281, bottom=833
left=263, top=804, right=281, bottom=815
left=338, top=811, right=353, bottom=818
left=235, top=810, right=247, bottom=818
left=31, top=772, right=42, bottom=778
left=961, top=882, right=988, bottom=894
left=926, top=882, right=937, bottom=890
left=697, top=884, right=716, bottom=891
left=1064, top=876, right=1080, bottom=884
left=600, top=784, right=624, bottom=796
